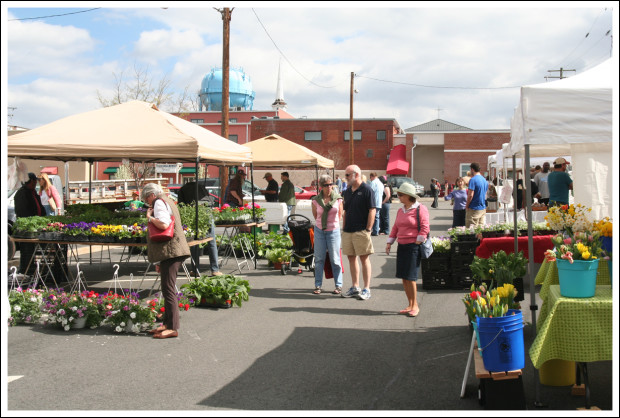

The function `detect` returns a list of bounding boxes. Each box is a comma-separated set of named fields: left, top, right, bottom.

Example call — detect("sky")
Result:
left=2, top=2, right=617, bottom=132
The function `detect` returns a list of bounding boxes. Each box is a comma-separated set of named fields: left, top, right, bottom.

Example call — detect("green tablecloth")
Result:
left=535, top=259, right=610, bottom=301
left=529, top=285, right=612, bottom=369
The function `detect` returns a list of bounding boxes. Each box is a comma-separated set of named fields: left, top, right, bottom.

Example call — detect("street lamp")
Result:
left=410, top=135, right=419, bottom=180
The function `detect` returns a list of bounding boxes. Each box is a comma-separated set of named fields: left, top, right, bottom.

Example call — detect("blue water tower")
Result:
left=199, top=67, right=256, bottom=111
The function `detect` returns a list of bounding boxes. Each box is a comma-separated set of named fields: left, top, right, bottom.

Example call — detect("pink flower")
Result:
left=222, top=204, right=230, bottom=209
left=563, top=238, right=572, bottom=245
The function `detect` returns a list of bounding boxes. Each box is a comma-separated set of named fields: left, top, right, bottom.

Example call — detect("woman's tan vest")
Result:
left=147, top=197, right=191, bottom=263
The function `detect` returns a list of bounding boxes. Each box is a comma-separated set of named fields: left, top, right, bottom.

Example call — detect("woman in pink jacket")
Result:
left=38, top=172, right=62, bottom=216
left=385, top=183, right=430, bottom=317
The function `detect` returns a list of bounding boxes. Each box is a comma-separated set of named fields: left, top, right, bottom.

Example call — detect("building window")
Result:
left=460, top=163, right=471, bottom=177
left=229, top=135, right=239, bottom=143
left=376, top=130, right=386, bottom=141
left=229, top=118, right=237, bottom=123
left=344, top=131, right=362, bottom=141
left=366, top=149, right=374, bottom=158
left=191, top=119, right=204, bottom=124
left=305, top=131, right=322, bottom=141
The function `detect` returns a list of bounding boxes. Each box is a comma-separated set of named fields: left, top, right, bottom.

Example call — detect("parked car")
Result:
left=294, top=185, right=317, bottom=200
left=387, top=176, right=425, bottom=198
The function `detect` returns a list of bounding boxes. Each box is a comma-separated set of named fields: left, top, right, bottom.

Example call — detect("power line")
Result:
left=8, top=8, right=101, bottom=21
left=556, top=8, right=608, bottom=67
left=356, top=75, right=522, bottom=90
left=564, top=29, right=612, bottom=69
left=251, top=8, right=341, bottom=89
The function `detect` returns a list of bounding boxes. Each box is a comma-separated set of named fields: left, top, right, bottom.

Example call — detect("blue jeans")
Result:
left=313, top=226, right=343, bottom=288
left=371, top=209, right=381, bottom=235
left=380, top=202, right=391, bottom=234
left=282, top=205, right=293, bottom=233
left=205, top=220, right=220, bottom=273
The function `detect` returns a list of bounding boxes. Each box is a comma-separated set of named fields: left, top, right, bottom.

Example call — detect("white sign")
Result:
left=156, top=164, right=179, bottom=173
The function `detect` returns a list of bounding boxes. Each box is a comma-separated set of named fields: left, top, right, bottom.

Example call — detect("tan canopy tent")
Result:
left=242, top=134, right=334, bottom=168
left=7, top=100, right=252, bottom=164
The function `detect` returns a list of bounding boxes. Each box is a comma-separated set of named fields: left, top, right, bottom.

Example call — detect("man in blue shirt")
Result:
left=547, top=157, right=573, bottom=206
left=369, top=172, right=383, bottom=236
left=465, top=162, right=488, bottom=228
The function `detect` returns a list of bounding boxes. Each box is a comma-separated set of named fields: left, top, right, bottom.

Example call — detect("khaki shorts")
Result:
left=466, top=209, right=486, bottom=228
left=342, top=230, right=374, bottom=256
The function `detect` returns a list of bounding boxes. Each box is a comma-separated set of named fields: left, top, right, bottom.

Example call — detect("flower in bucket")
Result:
left=8, top=287, right=44, bottom=326
left=548, top=231, right=603, bottom=264
left=463, top=283, right=520, bottom=322
left=545, top=203, right=593, bottom=234
left=463, top=283, right=487, bottom=323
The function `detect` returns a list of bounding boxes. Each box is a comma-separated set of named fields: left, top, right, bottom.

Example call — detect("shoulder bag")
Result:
left=148, top=199, right=175, bottom=242
left=416, top=206, right=433, bottom=259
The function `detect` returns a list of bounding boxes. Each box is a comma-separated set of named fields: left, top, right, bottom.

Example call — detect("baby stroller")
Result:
left=281, top=214, right=315, bottom=275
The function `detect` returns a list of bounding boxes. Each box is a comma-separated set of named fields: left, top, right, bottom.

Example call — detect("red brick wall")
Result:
left=443, top=132, right=509, bottom=182
left=250, top=119, right=398, bottom=170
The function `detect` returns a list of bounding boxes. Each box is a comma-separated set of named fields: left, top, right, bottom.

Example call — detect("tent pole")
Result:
left=512, top=155, right=518, bottom=254
left=524, top=145, right=542, bottom=406
left=192, top=158, right=201, bottom=277
left=250, top=163, right=257, bottom=268
left=88, top=159, right=93, bottom=264
left=315, top=164, right=319, bottom=194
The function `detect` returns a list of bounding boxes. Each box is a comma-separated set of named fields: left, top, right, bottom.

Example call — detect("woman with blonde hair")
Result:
left=38, top=172, right=62, bottom=216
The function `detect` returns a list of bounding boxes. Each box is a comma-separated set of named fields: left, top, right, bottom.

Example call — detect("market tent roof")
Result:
left=508, top=58, right=613, bottom=219
left=242, top=134, right=334, bottom=168
left=386, top=144, right=409, bottom=175
left=7, top=100, right=253, bottom=164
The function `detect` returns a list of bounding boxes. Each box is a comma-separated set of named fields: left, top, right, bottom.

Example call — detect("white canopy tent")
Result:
left=507, top=59, right=613, bottom=405
left=509, top=58, right=613, bottom=219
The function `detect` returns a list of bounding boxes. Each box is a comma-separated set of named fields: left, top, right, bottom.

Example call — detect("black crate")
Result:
left=421, top=253, right=451, bottom=272
left=450, top=240, right=479, bottom=257
left=451, top=268, right=475, bottom=289
left=421, top=269, right=453, bottom=290
left=451, top=254, right=475, bottom=270
left=513, top=277, right=524, bottom=302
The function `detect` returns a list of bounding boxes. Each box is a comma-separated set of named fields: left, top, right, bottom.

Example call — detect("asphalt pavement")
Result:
left=4, top=197, right=614, bottom=414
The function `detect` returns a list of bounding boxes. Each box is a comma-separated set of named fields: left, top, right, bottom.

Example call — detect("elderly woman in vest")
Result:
left=142, top=183, right=190, bottom=339
left=310, top=174, right=343, bottom=294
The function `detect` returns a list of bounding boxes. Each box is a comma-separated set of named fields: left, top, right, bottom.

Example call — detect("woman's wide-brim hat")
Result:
left=396, top=182, right=419, bottom=199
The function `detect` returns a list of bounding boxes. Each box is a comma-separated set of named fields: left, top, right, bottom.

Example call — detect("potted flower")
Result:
left=545, top=203, right=593, bottom=235
left=180, top=274, right=251, bottom=308
left=8, top=287, right=44, bottom=326
left=42, top=290, right=92, bottom=331
left=265, top=248, right=292, bottom=270
left=448, top=225, right=479, bottom=242
left=546, top=231, right=603, bottom=298
left=12, top=216, right=50, bottom=239
left=39, top=222, right=66, bottom=241
left=102, top=293, right=156, bottom=333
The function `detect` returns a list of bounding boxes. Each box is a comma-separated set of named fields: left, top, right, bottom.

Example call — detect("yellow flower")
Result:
left=582, top=251, right=591, bottom=260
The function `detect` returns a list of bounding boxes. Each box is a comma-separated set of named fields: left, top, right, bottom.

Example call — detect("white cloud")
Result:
left=134, top=28, right=205, bottom=64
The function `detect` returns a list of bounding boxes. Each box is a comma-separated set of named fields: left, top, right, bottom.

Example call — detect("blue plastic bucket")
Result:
left=556, top=259, right=599, bottom=298
left=472, top=321, right=481, bottom=349
left=477, top=310, right=525, bottom=372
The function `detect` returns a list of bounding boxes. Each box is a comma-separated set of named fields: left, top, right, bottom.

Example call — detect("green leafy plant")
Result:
left=265, top=247, right=292, bottom=264
left=13, top=216, right=51, bottom=233
left=181, top=274, right=251, bottom=307
left=8, top=287, right=44, bottom=326
left=470, top=250, right=527, bottom=288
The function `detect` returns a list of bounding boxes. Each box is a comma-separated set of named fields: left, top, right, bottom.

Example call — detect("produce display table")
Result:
left=529, top=285, right=612, bottom=409
left=216, top=222, right=265, bottom=274
left=475, top=235, right=554, bottom=263
left=535, top=258, right=611, bottom=301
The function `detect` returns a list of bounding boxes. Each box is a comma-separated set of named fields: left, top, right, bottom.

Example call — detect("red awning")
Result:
left=41, top=166, right=58, bottom=175
left=386, top=144, right=409, bottom=175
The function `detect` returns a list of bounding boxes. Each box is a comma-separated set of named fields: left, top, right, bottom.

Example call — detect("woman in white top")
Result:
left=38, top=173, right=62, bottom=216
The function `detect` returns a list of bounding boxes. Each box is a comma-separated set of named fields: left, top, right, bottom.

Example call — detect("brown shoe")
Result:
left=212, top=271, right=224, bottom=276
left=148, top=325, right=167, bottom=334
left=153, top=330, right=178, bottom=339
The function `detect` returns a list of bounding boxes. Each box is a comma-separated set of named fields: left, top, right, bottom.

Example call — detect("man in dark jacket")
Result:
left=14, top=173, right=44, bottom=275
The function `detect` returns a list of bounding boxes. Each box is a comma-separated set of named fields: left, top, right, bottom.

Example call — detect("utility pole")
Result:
left=545, top=67, right=575, bottom=81
left=216, top=7, right=233, bottom=204
left=349, top=72, right=354, bottom=165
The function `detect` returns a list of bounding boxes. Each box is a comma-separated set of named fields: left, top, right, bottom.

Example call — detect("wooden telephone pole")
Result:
left=545, top=67, right=575, bottom=81
left=216, top=7, right=233, bottom=203
left=349, top=72, right=354, bottom=165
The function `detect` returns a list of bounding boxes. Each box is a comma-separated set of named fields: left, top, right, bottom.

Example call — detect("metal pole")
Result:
left=512, top=155, right=518, bottom=254
left=250, top=163, right=257, bottom=268
left=315, top=164, right=319, bottom=194
left=89, top=160, right=93, bottom=264
left=192, top=157, right=201, bottom=277
left=524, top=145, right=542, bottom=406
left=349, top=71, right=354, bottom=165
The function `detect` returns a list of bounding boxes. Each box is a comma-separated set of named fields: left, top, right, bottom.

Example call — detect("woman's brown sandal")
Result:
left=332, top=287, right=342, bottom=294
left=313, top=287, right=322, bottom=294
left=148, top=325, right=167, bottom=334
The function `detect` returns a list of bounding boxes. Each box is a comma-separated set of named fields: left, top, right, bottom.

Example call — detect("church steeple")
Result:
left=272, top=58, right=287, bottom=111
